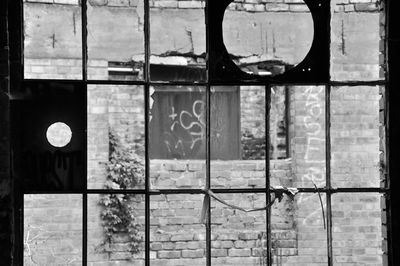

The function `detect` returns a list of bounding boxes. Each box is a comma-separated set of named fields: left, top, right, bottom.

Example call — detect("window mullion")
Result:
left=144, top=0, right=151, bottom=265
left=81, top=0, right=88, bottom=265
left=325, top=85, right=333, bottom=266
left=205, top=84, right=212, bottom=266
left=266, top=84, right=272, bottom=266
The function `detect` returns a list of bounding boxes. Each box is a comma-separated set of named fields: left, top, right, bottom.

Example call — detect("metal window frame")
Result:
left=10, top=0, right=394, bottom=265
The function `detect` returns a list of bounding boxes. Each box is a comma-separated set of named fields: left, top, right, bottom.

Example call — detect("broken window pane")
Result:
left=211, top=193, right=267, bottom=266
left=150, top=194, right=206, bottom=265
left=149, top=86, right=206, bottom=190
left=330, top=0, right=383, bottom=81
left=87, top=194, right=145, bottom=264
left=332, top=193, right=385, bottom=265
left=222, top=1, right=313, bottom=76
left=24, top=1, right=82, bottom=79
left=211, top=86, right=266, bottom=189
left=24, top=194, right=82, bottom=265
left=150, top=4, right=206, bottom=81
left=87, top=0, right=145, bottom=80
left=271, top=192, right=328, bottom=265
left=283, top=86, right=326, bottom=188
left=87, top=85, right=145, bottom=189
left=331, top=86, right=383, bottom=188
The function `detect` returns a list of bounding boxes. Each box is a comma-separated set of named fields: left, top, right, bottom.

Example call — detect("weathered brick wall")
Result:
left=289, top=86, right=326, bottom=188
left=23, top=0, right=382, bottom=81
left=24, top=58, right=109, bottom=80
left=286, top=86, right=383, bottom=265
left=23, top=0, right=380, bottom=12
left=88, top=84, right=144, bottom=189
left=23, top=194, right=82, bottom=266
left=331, top=0, right=382, bottom=81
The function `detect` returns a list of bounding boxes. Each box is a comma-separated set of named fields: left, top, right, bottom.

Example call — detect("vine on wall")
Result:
left=98, top=130, right=145, bottom=256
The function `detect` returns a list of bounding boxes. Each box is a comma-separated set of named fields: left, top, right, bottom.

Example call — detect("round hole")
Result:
left=222, top=1, right=314, bottom=76
left=46, top=122, right=72, bottom=148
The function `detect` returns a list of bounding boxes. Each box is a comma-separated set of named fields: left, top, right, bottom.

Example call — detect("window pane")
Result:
left=150, top=4, right=206, bottom=82
left=284, top=86, right=326, bottom=188
left=24, top=194, right=82, bottom=265
left=332, top=193, right=385, bottom=265
left=331, top=86, right=382, bottom=188
left=149, top=86, right=206, bottom=189
left=211, top=193, right=266, bottom=265
left=87, top=0, right=145, bottom=80
left=271, top=192, right=328, bottom=265
left=211, top=86, right=266, bottom=189
left=150, top=194, right=206, bottom=265
left=223, top=1, right=313, bottom=77
left=330, top=0, right=383, bottom=81
left=88, top=194, right=145, bottom=264
left=87, top=85, right=145, bottom=189
left=12, top=82, right=85, bottom=192
left=24, top=1, right=82, bottom=79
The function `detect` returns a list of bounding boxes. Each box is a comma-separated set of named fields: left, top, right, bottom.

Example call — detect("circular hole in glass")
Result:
left=46, top=122, right=72, bottom=148
left=222, top=1, right=314, bottom=76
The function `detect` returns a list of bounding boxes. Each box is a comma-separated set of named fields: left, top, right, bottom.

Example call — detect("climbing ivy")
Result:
left=98, top=130, right=145, bottom=256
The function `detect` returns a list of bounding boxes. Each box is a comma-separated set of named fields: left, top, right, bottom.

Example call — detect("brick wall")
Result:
left=23, top=0, right=380, bottom=13
left=23, top=194, right=82, bottom=266
left=23, top=1, right=382, bottom=81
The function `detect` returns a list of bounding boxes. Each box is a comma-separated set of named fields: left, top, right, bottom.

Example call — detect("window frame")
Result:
left=7, top=0, right=396, bottom=265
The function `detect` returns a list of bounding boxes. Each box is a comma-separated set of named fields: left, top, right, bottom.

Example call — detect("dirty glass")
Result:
left=149, top=86, right=206, bottom=190
left=23, top=1, right=82, bottom=79
left=23, top=194, right=82, bottom=265
left=87, top=0, right=145, bottom=80
left=150, top=194, right=206, bottom=265
left=270, top=86, right=326, bottom=188
left=330, top=0, right=383, bottom=81
left=87, top=194, right=145, bottom=264
left=87, top=84, right=145, bottom=190
left=331, top=86, right=382, bottom=188
left=210, top=86, right=266, bottom=189
left=150, top=3, right=206, bottom=82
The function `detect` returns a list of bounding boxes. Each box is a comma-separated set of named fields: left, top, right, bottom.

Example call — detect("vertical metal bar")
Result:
left=19, top=191, right=24, bottom=266
left=284, top=86, right=290, bottom=158
left=205, top=84, right=211, bottom=266
left=144, top=83, right=150, bottom=266
left=326, top=0, right=334, bottom=264
left=383, top=1, right=392, bottom=265
left=81, top=0, right=88, bottom=264
left=265, top=85, right=272, bottom=266
left=81, top=0, right=87, bottom=81
left=205, top=0, right=211, bottom=265
left=82, top=193, right=87, bottom=266
left=325, top=85, right=333, bottom=266
left=144, top=0, right=150, bottom=83
left=143, top=0, right=151, bottom=265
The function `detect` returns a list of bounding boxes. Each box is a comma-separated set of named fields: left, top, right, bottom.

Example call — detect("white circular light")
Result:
left=46, top=122, right=72, bottom=148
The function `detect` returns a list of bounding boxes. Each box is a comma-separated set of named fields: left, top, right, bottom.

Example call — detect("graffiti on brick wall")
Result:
left=163, top=99, right=206, bottom=158
left=297, top=87, right=326, bottom=226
